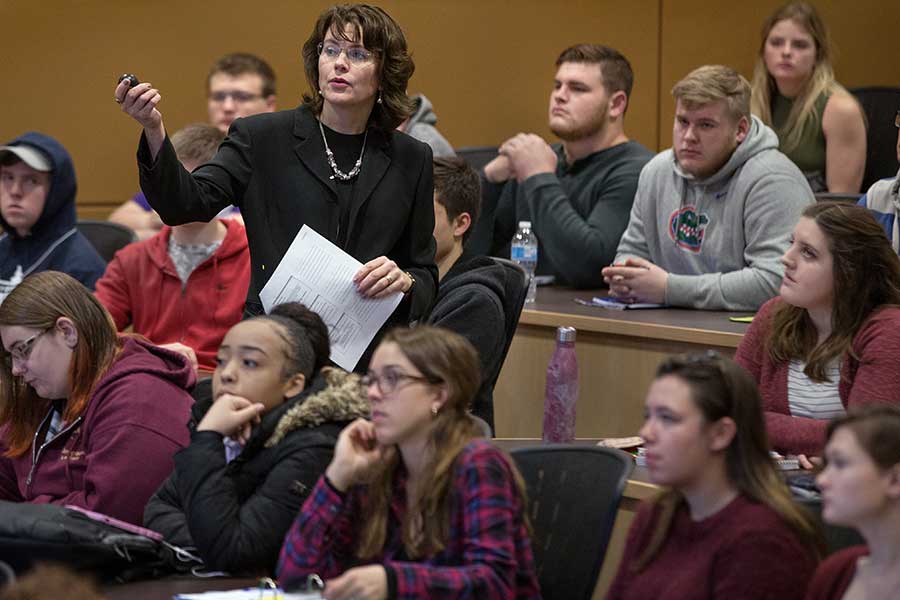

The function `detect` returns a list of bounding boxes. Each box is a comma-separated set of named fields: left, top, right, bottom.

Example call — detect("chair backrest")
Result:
left=794, top=497, right=865, bottom=555
left=814, top=192, right=862, bottom=203
left=488, top=257, right=528, bottom=391
left=469, top=413, right=494, bottom=438
left=850, top=86, right=900, bottom=192
left=76, top=220, right=138, bottom=263
left=511, top=445, right=634, bottom=600
left=0, top=560, right=14, bottom=588
left=456, top=145, right=498, bottom=174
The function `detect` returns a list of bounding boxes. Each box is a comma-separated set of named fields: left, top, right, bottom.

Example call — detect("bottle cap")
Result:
left=557, top=326, right=576, bottom=343
left=518, top=221, right=532, bottom=228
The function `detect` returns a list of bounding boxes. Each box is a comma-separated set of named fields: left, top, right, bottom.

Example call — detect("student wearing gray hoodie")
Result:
left=398, top=94, right=454, bottom=158
left=604, top=65, right=814, bottom=311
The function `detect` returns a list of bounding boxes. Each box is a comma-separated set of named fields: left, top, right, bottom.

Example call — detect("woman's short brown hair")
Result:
left=826, top=404, right=900, bottom=472
left=301, top=4, right=416, bottom=131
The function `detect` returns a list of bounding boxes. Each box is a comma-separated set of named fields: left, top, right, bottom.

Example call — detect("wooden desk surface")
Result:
left=523, top=287, right=749, bottom=348
left=494, top=287, right=752, bottom=438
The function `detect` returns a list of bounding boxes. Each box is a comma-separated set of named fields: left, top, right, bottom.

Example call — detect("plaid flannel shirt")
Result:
left=277, top=439, right=541, bottom=600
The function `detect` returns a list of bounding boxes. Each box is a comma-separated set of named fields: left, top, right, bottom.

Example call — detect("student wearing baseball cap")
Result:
left=0, top=132, right=105, bottom=303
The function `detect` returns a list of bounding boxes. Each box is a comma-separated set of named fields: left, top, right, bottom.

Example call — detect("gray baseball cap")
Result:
left=0, top=144, right=52, bottom=172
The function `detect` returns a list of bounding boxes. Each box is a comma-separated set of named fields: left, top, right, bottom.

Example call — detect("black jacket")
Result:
left=143, top=368, right=369, bottom=575
left=137, top=104, right=437, bottom=330
left=427, top=253, right=524, bottom=431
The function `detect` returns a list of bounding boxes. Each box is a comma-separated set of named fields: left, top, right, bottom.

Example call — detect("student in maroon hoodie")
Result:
left=0, top=271, right=194, bottom=526
left=607, top=353, right=821, bottom=600
left=805, top=405, right=900, bottom=599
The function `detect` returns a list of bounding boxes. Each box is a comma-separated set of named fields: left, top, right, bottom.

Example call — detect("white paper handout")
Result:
left=259, top=225, right=403, bottom=371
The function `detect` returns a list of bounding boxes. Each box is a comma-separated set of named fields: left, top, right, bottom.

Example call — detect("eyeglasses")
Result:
left=5, top=328, right=51, bottom=366
left=317, top=42, right=374, bottom=65
left=362, top=367, right=435, bottom=395
left=208, top=90, right=263, bottom=104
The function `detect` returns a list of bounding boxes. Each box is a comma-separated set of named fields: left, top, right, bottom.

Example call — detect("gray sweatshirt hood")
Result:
left=672, top=116, right=780, bottom=187
left=408, top=94, right=438, bottom=127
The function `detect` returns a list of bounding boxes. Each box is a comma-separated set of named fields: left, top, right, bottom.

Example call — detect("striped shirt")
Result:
left=788, top=359, right=845, bottom=420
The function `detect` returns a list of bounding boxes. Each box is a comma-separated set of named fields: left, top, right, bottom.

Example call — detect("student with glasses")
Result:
left=204, top=52, right=278, bottom=134
left=735, top=203, right=900, bottom=466
left=277, top=326, right=540, bottom=600
left=856, top=109, right=900, bottom=253
left=607, top=353, right=821, bottom=600
left=0, top=271, right=194, bottom=526
left=115, top=4, right=437, bottom=368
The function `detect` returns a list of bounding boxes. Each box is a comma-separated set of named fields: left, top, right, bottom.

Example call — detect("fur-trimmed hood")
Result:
left=265, top=367, right=368, bottom=447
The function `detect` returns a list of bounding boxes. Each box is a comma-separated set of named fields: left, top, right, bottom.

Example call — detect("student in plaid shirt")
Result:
left=277, top=326, right=541, bottom=599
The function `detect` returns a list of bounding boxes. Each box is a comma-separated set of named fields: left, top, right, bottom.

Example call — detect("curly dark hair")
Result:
left=258, top=302, right=331, bottom=380
left=301, top=4, right=416, bottom=131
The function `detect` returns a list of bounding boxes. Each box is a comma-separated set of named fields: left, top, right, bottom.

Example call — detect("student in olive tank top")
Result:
left=750, top=2, right=866, bottom=194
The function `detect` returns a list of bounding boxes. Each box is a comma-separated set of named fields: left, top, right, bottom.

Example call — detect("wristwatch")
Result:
left=403, top=271, right=415, bottom=294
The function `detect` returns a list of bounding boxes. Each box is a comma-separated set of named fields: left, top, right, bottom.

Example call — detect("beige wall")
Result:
left=657, top=0, right=900, bottom=149
left=0, top=1, right=896, bottom=217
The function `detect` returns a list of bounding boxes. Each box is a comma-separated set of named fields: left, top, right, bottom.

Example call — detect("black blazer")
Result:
left=137, top=104, right=437, bottom=325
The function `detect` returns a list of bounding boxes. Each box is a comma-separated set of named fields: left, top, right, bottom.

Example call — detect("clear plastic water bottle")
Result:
left=511, top=220, right=538, bottom=303
left=542, top=326, right=579, bottom=443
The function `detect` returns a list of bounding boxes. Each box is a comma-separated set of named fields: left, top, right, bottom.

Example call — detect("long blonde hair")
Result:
left=750, top=2, right=843, bottom=153
left=356, top=326, right=526, bottom=559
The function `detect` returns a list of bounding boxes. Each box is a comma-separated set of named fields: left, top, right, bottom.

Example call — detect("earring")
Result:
left=318, top=89, right=323, bottom=96
left=431, top=405, right=439, bottom=417
left=376, top=91, right=383, bottom=105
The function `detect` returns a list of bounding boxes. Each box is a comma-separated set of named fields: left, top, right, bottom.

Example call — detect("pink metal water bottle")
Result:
left=542, top=326, right=579, bottom=443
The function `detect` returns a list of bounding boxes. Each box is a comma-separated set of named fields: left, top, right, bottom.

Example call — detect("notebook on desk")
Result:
left=590, top=297, right=666, bottom=310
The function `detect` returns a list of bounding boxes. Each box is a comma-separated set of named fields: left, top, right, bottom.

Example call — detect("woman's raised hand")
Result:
left=325, top=418, right=392, bottom=492
left=114, top=79, right=166, bottom=158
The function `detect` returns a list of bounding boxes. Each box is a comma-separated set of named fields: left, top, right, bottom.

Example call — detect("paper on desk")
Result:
left=259, top=225, right=403, bottom=371
left=175, top=590, right=323, bottom=599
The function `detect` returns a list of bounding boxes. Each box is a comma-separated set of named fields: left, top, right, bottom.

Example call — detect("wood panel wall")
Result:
left=0, top=1, right=896, bottom=217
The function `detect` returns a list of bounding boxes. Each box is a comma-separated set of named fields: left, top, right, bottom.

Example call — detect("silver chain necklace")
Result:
left=318, top=120, right=368, bottom=181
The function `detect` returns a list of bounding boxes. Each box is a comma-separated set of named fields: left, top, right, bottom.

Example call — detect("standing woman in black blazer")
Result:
left=114, top=4, right=437, bottom=347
